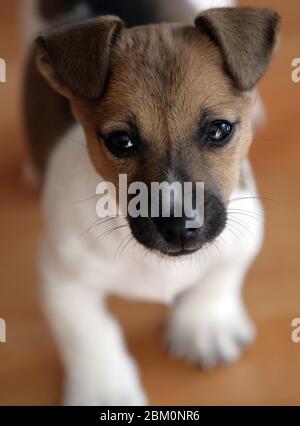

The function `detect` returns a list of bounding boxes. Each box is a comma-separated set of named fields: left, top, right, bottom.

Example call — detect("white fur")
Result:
left=39, top=124, right=263, bottom=405
left=158, top=0, right=235, bottom=23
left=186, top=0, right=235, bottom=11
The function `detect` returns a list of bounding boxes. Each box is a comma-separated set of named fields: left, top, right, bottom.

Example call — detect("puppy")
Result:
left=24, top=0, right=280, bottom=406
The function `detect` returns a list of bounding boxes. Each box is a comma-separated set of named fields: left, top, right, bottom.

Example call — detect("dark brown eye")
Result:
left=205, top=120, right=234, bottom=147
left=103, top=132, right=138, bottom=158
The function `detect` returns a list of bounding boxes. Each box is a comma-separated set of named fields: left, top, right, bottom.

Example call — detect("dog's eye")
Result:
left=204, top=120, right=234, bottom=147
left=103, top=132, right=138, bottom=158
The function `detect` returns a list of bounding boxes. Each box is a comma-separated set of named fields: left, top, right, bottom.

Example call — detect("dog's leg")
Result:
left=166, top=249, right=258, bottom=369
left=40, top=248, right=147, bottom=406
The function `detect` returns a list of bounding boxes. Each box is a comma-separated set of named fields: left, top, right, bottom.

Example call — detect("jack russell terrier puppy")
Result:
left=23, top=0, right=280, bottom=405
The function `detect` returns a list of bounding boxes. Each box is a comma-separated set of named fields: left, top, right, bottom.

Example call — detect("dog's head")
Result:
left=36, top=7, right=280, bottom=256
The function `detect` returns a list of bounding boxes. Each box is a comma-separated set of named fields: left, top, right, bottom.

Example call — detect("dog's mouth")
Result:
left=160, top=247, right=201, bottom=257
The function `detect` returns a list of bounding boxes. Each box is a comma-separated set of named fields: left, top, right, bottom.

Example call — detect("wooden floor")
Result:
left=0, top=0, right=300, bottom=405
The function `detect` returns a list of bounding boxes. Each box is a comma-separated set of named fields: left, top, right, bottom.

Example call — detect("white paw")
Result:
left=166, top=296, right=255, bottom=369
left=63, top=356, right=148, bottom=406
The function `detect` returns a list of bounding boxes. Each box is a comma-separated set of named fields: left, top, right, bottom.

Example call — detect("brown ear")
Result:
left=36, top=16, right=124, bottom=99
left=195, top=7, right=280, bottom=90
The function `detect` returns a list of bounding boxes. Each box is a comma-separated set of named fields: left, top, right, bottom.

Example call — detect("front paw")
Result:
left=166, top=297, right=255, bottom=369
left=64, top=385, right=147, bottom=406
left=63, top=357, right=148, bottom=406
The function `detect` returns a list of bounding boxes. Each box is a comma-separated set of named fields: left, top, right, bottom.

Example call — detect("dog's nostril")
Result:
left=164, top=229, right=181, bottom=245
left=165, top=229, right=174, bottom=239
left=155, top=217, right=199, bottom=246
left=185, top=227, right=197, bottom=236
left=164, top=228, right=178, bottom=243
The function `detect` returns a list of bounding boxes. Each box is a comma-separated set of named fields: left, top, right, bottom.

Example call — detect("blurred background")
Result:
left=0, top=0, right=300, bottom=405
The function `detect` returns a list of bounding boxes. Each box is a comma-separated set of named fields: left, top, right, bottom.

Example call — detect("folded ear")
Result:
left=36, top=16, right=124, bottom=99
left=195, top=7, right=280, bottom=90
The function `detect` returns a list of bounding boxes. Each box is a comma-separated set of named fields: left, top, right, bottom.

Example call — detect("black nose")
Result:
left=154, top=216, right=199, bottom=247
